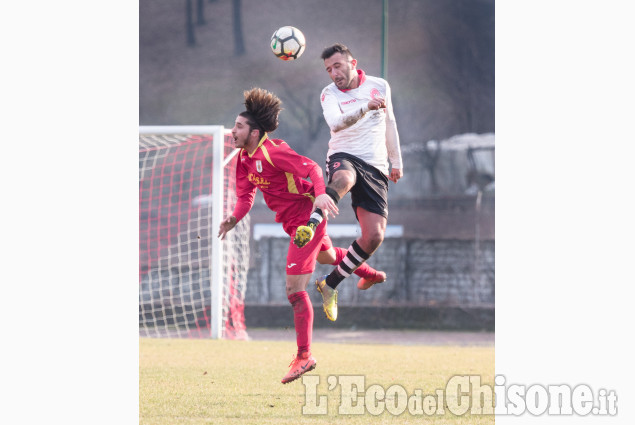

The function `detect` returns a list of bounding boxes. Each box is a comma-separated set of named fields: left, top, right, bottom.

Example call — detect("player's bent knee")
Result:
left=369, top=236, right=384, bottom=251
left=361, top=230, right=384, bottom=252
left=286, top=274, right=312, bottom=296
left=330, top=171, right=355, bottom=193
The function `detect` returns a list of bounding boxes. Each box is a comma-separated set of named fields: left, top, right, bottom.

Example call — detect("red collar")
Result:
left=339, top=69, right=366, bottom=92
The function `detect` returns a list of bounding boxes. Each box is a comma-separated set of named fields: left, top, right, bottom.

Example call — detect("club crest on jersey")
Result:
left=256, top=160, right=263, bottom=173
left=370, top=88, right=381, bottom=99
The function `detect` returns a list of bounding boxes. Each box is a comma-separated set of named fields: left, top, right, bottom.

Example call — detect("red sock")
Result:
left=331, top=246, right=374, bottom=279
left=288, top=291, right=313, bottom=356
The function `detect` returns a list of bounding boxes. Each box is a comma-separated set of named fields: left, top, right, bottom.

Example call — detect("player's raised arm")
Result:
left=384, top=82, right=403, bottom=183
left=321, top=89, right=369, bottom=133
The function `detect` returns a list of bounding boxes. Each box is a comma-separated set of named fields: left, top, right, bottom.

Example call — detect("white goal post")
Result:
left=138, top=126, right=249, bottom=339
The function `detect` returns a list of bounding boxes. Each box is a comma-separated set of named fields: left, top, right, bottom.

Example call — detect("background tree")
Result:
left=232, top=0, right=245, bottom=56
left=185, top=0, right=196, bottom=46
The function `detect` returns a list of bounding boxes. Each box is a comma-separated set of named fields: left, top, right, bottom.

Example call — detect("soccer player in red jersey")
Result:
left=218, top=88, right=384, bottom=384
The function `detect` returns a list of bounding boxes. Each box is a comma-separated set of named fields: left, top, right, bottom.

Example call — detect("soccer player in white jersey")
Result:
left=294, top=43, right=403, bottom=321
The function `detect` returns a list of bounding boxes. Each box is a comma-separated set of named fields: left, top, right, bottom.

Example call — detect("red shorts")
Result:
left=285, top=220, right=333, bottom=275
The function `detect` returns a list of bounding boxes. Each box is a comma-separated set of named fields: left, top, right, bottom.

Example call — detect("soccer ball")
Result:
left=270, top=26, right=306, bottom=61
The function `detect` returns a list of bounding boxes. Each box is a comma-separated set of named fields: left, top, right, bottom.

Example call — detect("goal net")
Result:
left=139, top=126, right=249, bottom=339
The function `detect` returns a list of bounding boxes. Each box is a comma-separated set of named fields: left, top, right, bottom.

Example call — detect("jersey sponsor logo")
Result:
left=341, top=99, right=357, bottom=105
left=248, top=173, right=271, bottom=187
left=321, top=93, right=325, bottom=102
left=256, top=160, right=263, bottom=173
left=370, top=88, right=381, bottom=99
left=287, top=263, right=297, bottom=268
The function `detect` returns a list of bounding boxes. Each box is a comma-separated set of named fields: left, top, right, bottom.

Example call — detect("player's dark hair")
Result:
left=240, top=87, right=282, bottom=137
left=321, top=43, right=353, bottom=60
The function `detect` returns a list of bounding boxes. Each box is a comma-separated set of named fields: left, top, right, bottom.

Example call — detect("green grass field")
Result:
left=140, top=336, right=494, bottom=424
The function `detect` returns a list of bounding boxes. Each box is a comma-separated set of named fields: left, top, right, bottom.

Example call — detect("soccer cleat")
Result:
left=293, top=224, right=315, bottom=248
left=316, top=275, right=338, bottom=321
left=281, top=351, right=316, bottom=384
left=357, top=271, right=387, bottom=290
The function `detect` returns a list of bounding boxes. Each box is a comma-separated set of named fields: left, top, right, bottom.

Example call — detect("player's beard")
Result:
left=335, top=69, right=356, bottom=90
left=233, top=134, right=247, bottom=149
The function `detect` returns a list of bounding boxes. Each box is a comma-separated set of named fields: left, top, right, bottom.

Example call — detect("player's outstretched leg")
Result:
left=315, top=275, right=338, bottom=321
left=330, top=246, right=386, bottom=290
left=281, top=351, right=317, bottom=384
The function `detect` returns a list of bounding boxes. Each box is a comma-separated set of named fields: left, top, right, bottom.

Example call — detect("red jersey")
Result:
left=232, top=137, right=326, bottom=233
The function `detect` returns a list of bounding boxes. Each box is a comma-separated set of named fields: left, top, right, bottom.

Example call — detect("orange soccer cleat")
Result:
left=281, top=352, right=317, bottom=384
left=357, top=271, right=387, bottom=290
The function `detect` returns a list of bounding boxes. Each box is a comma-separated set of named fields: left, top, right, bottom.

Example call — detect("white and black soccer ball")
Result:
left=270, top=26, right=306, bottom=61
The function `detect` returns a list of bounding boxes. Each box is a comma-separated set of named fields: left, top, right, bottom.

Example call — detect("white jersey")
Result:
left=320, top=72, right=402, bottom=175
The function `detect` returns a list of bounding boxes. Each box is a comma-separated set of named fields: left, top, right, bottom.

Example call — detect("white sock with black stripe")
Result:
left=307, top=208, right=324, bottom=230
